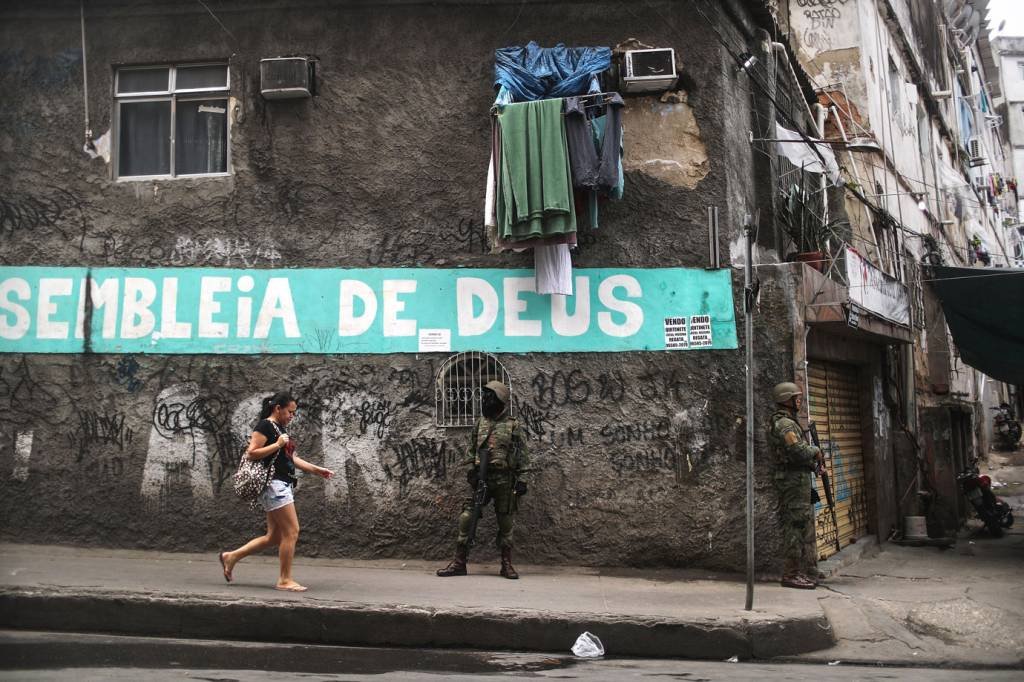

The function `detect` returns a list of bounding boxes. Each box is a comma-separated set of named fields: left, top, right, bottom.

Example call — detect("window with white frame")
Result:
left=1018, top=61, right=1024, bottom=80
left=115, top=63, right=229, bottom=179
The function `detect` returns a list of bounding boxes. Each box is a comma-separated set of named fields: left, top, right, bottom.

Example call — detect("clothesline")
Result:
left=490, top=91, right=623, bottom=114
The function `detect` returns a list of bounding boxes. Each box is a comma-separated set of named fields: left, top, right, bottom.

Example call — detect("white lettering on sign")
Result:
left=198, top=276, right=231, bottom=338
left=0, top=267, right=738, bottom=353
left=456, top=278, right=499, bottom=336
left=551, top=277, right=591, bottom=337
left=37, top=278, right=73, bottom=339
left=597, top=275, right=643, bottom=337
left=382, top=279, right=418, bottom=337
left=75, top=278, right=119, bottom=340
left=339, top=279, right=378, bottom=336
left=160, top=277, right=193, bottom=339
left=689, top=314, right=713, bottom=348
left=0, top=278, right=31, bottom=340
left=503, top=277, right=542, bottom=336
left=253, top=278, right=300, bottom=338
left=121, top=277, right=158, bottom=339
left=664, top=316, right=689, bottom=349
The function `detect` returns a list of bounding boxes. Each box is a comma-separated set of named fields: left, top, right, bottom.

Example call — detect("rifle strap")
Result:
left=475, top=421, right=498, bottom=464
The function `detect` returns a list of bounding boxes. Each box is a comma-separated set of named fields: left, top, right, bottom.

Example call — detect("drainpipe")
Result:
left=770, top=42, right=816, bottom=126
left=771, top=43, right=830, bottom=237
left=80, top=0, right=93, bottom=151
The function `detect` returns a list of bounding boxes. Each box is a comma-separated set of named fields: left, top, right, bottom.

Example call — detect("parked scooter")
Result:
left=991, top=404, right=1022, bottom=450
left=957, top=466, right=1014, bottom=537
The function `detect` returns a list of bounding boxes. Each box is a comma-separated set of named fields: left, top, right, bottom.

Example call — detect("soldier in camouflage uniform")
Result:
left=437, top=380, right=530, bottom=579
left=768, top=381, right=823, bottom=590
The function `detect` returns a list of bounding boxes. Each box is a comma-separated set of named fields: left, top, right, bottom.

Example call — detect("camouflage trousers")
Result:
left=456, top=471, right=517, bottom=549
left=776, top=477, right=816, bottom=577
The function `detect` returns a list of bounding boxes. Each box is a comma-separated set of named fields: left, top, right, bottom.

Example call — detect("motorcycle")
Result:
left=957, top=466, right=1014, bottom=537
left=991, top=404, right=1022, bottom=450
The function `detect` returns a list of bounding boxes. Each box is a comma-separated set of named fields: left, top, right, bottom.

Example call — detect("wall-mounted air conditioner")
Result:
left=260, top=57, right=313, bottom=100
left=967, top=136, right=986, bottom=167
left=620, top=48, right=678, bottom=93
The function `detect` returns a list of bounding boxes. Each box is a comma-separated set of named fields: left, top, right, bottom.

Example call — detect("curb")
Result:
left=0, top=589, right=835, bottom=660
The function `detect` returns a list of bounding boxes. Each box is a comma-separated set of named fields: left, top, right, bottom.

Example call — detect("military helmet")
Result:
left=772, top=381, right=801, bottom=404
left=483, top=380, right=510, bottom=405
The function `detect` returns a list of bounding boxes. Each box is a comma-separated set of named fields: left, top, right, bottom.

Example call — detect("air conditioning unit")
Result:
left=620, top=48, right=678, bottom=93
left=968, top=136, right=986, bottom=167
left=260, top=57, right=313, bottom=100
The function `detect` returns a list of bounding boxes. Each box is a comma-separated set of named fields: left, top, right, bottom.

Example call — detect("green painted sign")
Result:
left=0, top=266, right=737, bottom=354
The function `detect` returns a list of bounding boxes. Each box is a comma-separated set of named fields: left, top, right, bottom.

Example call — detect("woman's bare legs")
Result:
left=222, top=511, right=281, bottom=580
left=269, top=503, right=304, bottom=591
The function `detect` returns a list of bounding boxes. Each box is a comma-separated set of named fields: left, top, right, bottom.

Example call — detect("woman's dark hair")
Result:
left=260, top=392, right=296, bottom=419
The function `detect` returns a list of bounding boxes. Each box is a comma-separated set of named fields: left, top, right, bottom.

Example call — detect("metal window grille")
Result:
left=435, top=351, right=512, bottom=427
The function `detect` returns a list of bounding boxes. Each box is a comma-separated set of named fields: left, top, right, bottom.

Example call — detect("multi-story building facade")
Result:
left=993, top=35, right=1024, bottom=265
left=778, top=0, right=1021, bottom=535
left=0, top=0, right=1018, bottom=571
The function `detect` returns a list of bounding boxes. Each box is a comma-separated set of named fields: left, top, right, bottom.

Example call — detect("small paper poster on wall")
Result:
left=689, top=314, right=713, bottom=348
left=664, top=316, right=689, bottom=349
left=418, top=328, right=451, bottom=352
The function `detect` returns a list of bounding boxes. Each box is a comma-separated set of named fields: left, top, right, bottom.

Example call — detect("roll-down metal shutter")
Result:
left=808, top=362, right=870, bottom=560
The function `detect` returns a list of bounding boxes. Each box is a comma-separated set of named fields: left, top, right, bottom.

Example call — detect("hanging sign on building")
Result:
left=845, top=247, right=911, bottom=326
left=0, top=266, right=738, bottom=354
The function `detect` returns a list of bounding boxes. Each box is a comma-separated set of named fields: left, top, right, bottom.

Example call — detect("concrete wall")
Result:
left=0, top=0, right=802, bottom=570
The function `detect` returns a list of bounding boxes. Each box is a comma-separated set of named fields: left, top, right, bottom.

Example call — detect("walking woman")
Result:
left=219, top=392, right=333, bottom=592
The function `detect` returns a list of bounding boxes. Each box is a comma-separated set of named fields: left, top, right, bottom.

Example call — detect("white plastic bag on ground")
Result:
left=571, top=631, right=605, bottom=657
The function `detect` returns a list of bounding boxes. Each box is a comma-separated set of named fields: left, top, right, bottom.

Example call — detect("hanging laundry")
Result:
left=574, top=100, right=625, bottom=229
left=484, top=115, right=502, bottom=229
left=535, top=243, right=573, bottom=296
left=496, top=98, right=577, bottom=241
left=494, top=42, right=611, bottom=103
left=591, top=111, right=624, bottom=201
left=564, top=94, right=624, bottom=193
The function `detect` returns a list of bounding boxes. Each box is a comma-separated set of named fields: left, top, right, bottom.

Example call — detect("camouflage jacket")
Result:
left=463, top=413, right=530, bottom=482
left=767, top=408, right=818, bottom=476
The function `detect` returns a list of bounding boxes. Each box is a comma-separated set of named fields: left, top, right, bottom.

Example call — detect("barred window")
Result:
left=435, top=351, right=512, bottom=427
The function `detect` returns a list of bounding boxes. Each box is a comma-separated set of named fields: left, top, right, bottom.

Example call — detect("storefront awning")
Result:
left=930, top=265, right=1024, bottom=385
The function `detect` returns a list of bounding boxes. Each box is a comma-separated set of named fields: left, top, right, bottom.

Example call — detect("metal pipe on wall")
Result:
left=744, top=217, right=755, bottom=612
left=80, top=0, right=92, bottom=148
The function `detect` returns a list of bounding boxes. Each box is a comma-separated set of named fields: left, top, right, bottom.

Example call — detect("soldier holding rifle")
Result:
left=437, top=380, right=530, bottom=579
left=768, top=381, right=824, bottom=590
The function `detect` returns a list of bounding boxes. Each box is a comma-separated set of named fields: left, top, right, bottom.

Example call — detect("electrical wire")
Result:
left=656, top=0, right=1023, bottom=270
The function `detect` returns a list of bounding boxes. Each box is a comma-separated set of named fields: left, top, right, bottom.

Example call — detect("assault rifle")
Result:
left=464, top=444, right=490, bottom=552
left=809, top=421, right=841, bottom=554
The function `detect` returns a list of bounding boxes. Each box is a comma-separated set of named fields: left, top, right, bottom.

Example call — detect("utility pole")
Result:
left=744, top=214, right=756, bottom=611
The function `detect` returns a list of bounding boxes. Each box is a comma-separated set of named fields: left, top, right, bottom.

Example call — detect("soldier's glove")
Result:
left=514, top=481, right=528, bottom=497
left=466, top=468, right=479, bottom=485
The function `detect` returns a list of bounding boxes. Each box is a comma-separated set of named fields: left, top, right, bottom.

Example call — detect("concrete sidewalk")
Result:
left=0, top=543, right=832, bottom=660
left=786, top=457, right=1024, bottom=670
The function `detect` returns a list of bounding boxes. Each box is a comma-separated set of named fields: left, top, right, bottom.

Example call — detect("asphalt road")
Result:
left=0, top=631, right=1019, bottom=681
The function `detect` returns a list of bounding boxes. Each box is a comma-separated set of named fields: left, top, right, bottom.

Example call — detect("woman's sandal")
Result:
left=218, top=552, right=232, bottom=583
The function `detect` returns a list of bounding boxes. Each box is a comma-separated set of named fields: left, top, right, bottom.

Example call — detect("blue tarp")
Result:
left=494, top=41, right=611, bottom=103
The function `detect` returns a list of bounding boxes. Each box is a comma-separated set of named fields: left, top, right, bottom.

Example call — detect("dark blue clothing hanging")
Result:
left=494, top=41, right=611, bottom=102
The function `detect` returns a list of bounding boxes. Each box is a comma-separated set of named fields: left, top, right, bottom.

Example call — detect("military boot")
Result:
left=436, top=544, right=468, bottom=577
left=499, top=546, right=519, bottom=579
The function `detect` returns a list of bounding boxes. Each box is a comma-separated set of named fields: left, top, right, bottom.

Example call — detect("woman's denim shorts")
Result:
left=260, top=479, right=294, bottom=512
